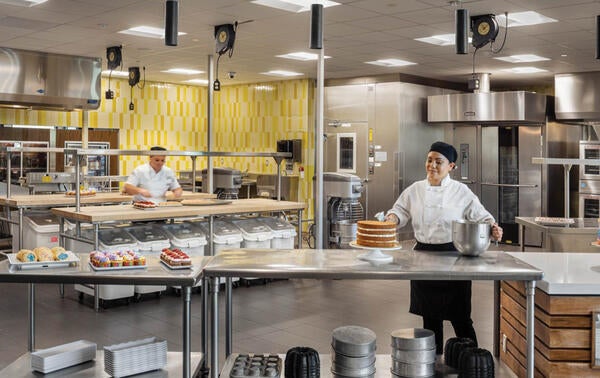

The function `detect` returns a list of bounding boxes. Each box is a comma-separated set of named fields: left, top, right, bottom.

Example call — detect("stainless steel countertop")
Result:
left=0, top=255, right=210, bottom=286
left=515, top=217, right=598, bottom=233
left=203, top=249, right=543, bottom=281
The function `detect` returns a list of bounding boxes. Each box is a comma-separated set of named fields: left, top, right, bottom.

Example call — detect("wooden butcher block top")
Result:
left=51, top=198, right=306, bottom=222
left=0, top=191, right=215, bottom=208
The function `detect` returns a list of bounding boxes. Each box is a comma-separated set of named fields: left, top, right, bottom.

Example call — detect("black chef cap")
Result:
left=429, top=141, right=457, bottom=163
left=150, top=146, right=167, bottom=151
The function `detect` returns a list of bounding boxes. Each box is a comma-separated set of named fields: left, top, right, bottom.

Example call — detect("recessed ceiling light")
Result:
left=184, top=79, right=208, bottom=85
left=251, top=0, right=339, bottom=13
left=494, top=54, right=550, bottom=63
left=501, top=66, right=548, bottom=74
left=119, top=26, right=186, bottom=39
left=496, top=11, right=557, bottom=27
left=162, top=68, right=204, bottom=75
left=101, top=70, right=129, bottom=77
left=365, top=59, right=417, bottom=67
left=0, top=0, right=47, bottom=7
left=415, top=33, right=472, bottom=46
left=261, top=70, right=303, bottom=77
left=276, top=52, right=331, bottom=61
left=560, top=54, right=568, bottom=57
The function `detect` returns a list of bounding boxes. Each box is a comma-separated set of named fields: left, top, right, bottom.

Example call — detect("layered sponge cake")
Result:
left=356, top=220, right=397, bottom=248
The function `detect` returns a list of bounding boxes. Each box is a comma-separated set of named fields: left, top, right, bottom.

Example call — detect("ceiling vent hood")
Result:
left=555, top=72, right=600, bottom=124
left=427, top=73, right=547, bottom=124
left=0, top=47, right=101, bottom=111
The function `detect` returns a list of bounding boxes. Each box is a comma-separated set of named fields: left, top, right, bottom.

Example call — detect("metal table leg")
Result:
left=201, top=276, right=209, bottom=375
left=297, top=210, right=303, bottom=248
left=28, top=283, right=35, bottom=352
left=226, top=277, right=232, bottom=357
left=210, top=276, right=220, bottom=378
left=525, top=280, right=536, bottom=378
left=519, top=223, right=524, bottom=252
left=182, top=286, right=192, bottom=378
left=94, top=223, right=100, bottom=312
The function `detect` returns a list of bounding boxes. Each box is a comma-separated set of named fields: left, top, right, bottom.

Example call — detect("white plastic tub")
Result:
left=12, top=211, right=74, bottom=251
left=230, top=218, right=273, bottom=249
left=74, top=227, right=136, bottom=301
left=196, top=220, right=244, bottom=255
left=124, top=225, right=169, bottom=295
left=160, top=222, right=207, bottom=256
left=258, top=217, right=297, bottom=249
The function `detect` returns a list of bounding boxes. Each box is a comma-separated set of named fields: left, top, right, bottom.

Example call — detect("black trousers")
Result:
left=413, top=241, right=477, bottom=354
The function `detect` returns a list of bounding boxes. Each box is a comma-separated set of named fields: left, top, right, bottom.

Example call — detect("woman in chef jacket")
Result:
left=385, top=141, right=503, bottom=354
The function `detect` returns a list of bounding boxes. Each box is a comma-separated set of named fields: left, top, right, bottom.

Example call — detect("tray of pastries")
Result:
left=533, top=217, right=575, bottom=226
left=157, top=201, right=183, bottom=207
left=133, top=200, right=157, bottom=209
left=7, top=246, right=79, bottom=270
left=65, top=189, right=96, bottom=197
left=160, top=248, right=192, bottom=269
left=88, top=250, right=147, bottom=271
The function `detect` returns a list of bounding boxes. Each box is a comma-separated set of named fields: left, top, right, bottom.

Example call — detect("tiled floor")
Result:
left=0, top=242, right=527, bottom=376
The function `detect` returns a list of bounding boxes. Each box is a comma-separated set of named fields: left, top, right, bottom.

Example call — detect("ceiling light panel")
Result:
left=415, top=33, right=471, bottom=46
left=101, top=70, right=129, bottom=77
left=496, top=11, right=557, bottom=27
left=251, top=0, right=339, bottom=13
left=501, top=66, right=548, bottom=74
left=276, top=52, right=330, bottom=61
left=119, top=26, right=186, bottom=39
left=184, top=79, right=208, bottom=85
left=494, top=54, right=550, bottom=63
left=162, top=68, right=204, bottom=75
left=365, top=59, right=417, bottom=67
left=0, top=0, right=47, bottom=7
left=261, top=70, right=303, bottom=77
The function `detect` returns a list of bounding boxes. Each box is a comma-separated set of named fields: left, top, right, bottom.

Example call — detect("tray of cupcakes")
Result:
left=7, top=246, right=79, bottom=270
left=88, top=250, right=147, bottom=271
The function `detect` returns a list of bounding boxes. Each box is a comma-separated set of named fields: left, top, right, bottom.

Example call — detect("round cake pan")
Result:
left=391, top=347, right=436, bottom=364
left=390, top=361, right=435, bottom=377
left=332, top=326, right=377, bottom=357
left=331, top=348, right=376, bottom=369
left=390, top=328, right=435, bottom=351
left=331, top=363, right=376, bottom=377
left=332, top=374, right=374, bottom=378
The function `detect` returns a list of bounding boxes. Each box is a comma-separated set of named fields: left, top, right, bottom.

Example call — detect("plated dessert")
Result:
left=133, top=200, right=157, bottom=209
left=356, top=220, right=398, bottom=248
left=89, top=250, right=146, bottom=268
left=160, top=248, right=191, bottom=266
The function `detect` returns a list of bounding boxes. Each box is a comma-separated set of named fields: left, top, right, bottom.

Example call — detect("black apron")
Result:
left=409, top=241, right=472, bottom=321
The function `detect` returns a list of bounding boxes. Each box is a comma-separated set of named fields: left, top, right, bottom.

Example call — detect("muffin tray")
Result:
left=229, top=354, right=282, bottom=378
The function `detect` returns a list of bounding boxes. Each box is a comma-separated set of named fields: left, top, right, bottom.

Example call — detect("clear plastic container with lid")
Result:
left=256, top=217, right=296, bottom=249
left=229, top=218, right=273, bottom=249
left=160, top=222, right=207, bottom=255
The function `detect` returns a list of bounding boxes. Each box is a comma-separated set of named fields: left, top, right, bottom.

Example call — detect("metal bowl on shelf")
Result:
left=452, top=220, right=491, bottom=257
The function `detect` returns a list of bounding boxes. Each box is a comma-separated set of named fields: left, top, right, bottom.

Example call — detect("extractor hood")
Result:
left=427, top=73, right=547, bottom=124
left=0, top=47, right=101, bottom=111
left=555, top=72, right=600, bottom=123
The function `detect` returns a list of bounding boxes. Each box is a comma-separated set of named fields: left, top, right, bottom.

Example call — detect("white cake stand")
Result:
left=349, top=241, right=402, bottom=263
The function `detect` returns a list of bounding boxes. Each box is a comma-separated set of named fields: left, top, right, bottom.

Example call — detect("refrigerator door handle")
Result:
left=480, top=182, right=538, bottom=188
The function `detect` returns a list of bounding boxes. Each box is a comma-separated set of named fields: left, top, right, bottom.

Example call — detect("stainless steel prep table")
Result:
left=203, top=249, right=543, bottom=378
left=515, top=216, right=597, bottom=252
left=0, top=254, right=210, bottom=378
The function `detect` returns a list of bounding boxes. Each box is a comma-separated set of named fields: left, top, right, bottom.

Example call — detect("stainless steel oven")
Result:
left=579, top=179, right=600, bottom=218
left=579, top=141, right=600, bottom=180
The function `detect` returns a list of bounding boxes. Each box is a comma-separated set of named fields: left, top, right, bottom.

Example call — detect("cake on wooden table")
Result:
left=356, top=220, right=397, bottom=248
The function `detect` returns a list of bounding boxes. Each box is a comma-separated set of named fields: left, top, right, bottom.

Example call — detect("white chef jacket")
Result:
left=126, top=163, right=181, bottom=204
left=387, top=175, right=495, bottom=244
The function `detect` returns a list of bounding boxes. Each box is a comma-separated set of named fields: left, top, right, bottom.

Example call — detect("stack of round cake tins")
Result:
left=390, top=328, right=436, bottom=378
left=331, top=326, right=377, bottom=378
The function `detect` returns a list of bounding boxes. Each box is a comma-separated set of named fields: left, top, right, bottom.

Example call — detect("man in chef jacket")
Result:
left=385, top=141, right=503, bottom=354
left=123, top=146, right=182, bottom=204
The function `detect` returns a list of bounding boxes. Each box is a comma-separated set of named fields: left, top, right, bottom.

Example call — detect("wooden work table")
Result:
left=0, top=191, right=214, bottom=208
left=51, top=198, right=306, bottom=223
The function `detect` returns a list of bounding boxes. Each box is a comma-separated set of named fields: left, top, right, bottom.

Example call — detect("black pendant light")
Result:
left=455, top=8, right=469, bottom=54
left=310, top=4, right=323, bottom=49
left=165, top=0, right=178, bottom=46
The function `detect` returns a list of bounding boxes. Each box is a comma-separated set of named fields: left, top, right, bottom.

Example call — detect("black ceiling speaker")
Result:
left=128, top=67, right=141, bottom=86
left=310, top=3, right=323, bottom=50
left=596, top=15, right=600, bottom=59
left=165, top=0, right=178, bottom=46
left=106, top=46, right=122, bottom=70
left=215, top=24, right=236, bottom=55
left=455, top=9, right=469, bottom=54
left=470, top=14, right=499, bottom=49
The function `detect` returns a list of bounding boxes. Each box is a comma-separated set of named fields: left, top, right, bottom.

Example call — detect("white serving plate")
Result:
left=7, top=251, right=79, bottom=270
left=160, top=260, right=192, bottom=270
left=31, top=340, right=96, bottom=374
left=88, top=261, right=147, bottom=271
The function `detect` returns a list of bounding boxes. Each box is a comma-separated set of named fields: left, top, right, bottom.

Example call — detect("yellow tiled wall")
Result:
left=0, top=77, right=316, bottom=224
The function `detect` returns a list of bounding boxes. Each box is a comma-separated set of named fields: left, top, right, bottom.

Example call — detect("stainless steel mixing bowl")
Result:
left=452, top=220, right=491, bottom=257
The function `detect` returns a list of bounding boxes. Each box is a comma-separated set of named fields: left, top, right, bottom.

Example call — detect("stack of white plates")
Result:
left=31, top=340, right=97, bottom=374
left=104, top=337, right=167, bottom=377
